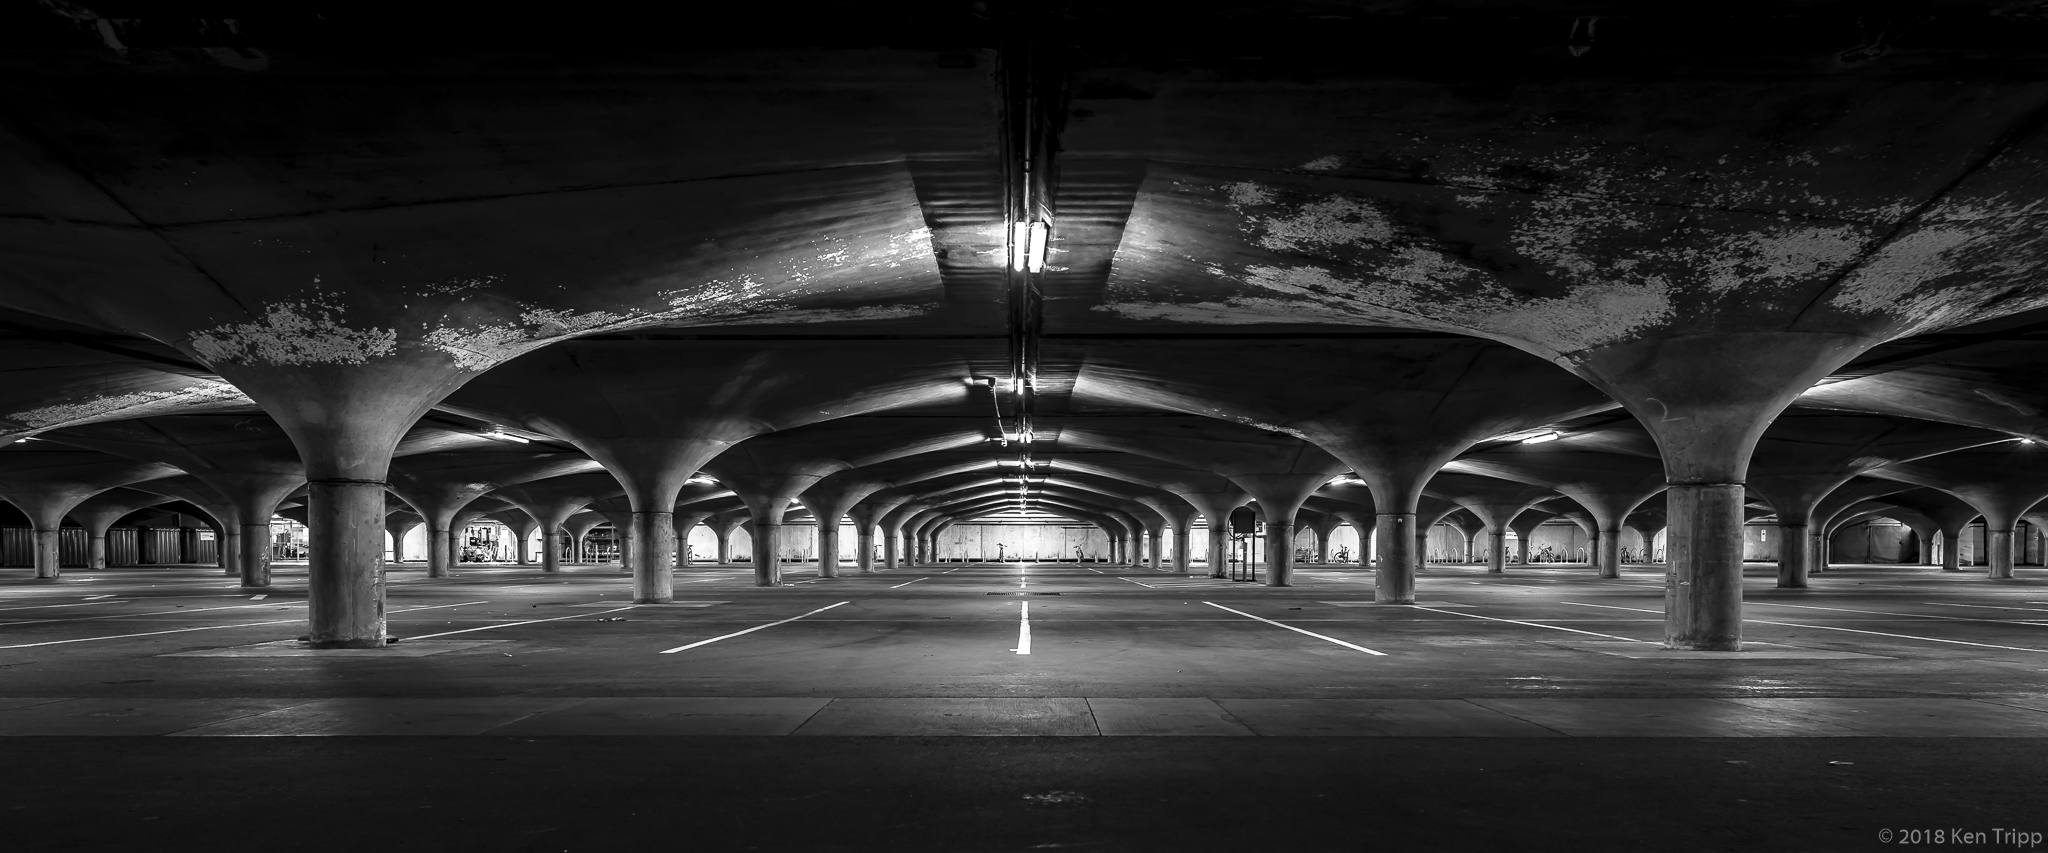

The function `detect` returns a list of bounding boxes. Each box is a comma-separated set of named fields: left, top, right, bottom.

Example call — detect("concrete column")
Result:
left=306, top=480, right=387, bottom=649
left=1148, top=530, right=1164, bottom=571
left=631, top=510, right=674, bottom=603
left=1264, top=520, right=1293, bottom=587
left=540, top=528, right=561, bottom=573
left=713, top=527, right=731, bottom=565
left=1596, top=527, right=1621, bottom=579
left=427, top=525, right=454, bottom=578
left=515, top=532, right=533, bottom=565
left=389, top=523, right=409, bottom=564
left=1776, top=523, right=1809, bottom=588
left=1208, top=524, right=1230, bottom=578
left=753, top=520, right=782, bottom=586
left=819, top=523, right=841, bottom=578
left=1314, top=531, right=1330, bottom=565
left=1939, top=527, right=1963, bottom=571
left=1487, top=529, right=1507, bottom=574
left=88, top=533, right=107, bottom=570
left=883, top=528, right=899, bottom=570
left=33, top=528, right=60, bottom=579
left=856, top=525, right=875, bottom=573
left=1987, top=528, right=2015, bottom=579
left=1374, top=513, right=1416, bottom=603
left=1173, top=528, right=1192, bottom=574
left=1463, top=529, right=1478, bottom=563
left=1665, top=483, right=1744, bottom=651
left=1515, top=533, right=1529, bottom=567
left=240, top=522, right=273, bottom=588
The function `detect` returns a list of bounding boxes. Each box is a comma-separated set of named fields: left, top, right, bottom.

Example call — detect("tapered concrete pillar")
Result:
left=1776, top=523, right=1810, bottom=588
left=632, top=511, right=675, bottom=602
left=713, top=527, right=732, bottom=565
left=1596, top=527, right=1621, bottom=579
left=1665, top=483, right=1745, bottom=651
left=306, top=480, right=388, bottom=649
left=753, top=519, right=782, bottom=586
left=1514, top=533, right=1529, bottom=567
left=32, top=529, right=60, bottom=578
left=387, top=518, right=415, bottom=564
left=882, top=528, right=899, bottom=570
left=1987, top=528, right=2016, bottom=579
left=427, top=525, right=455, bottom=578
left=1148, top=529, right=1164, bottom=571
left=818, top=521, right=841, bottom=578
left=1939, top=527, right=1964, bottom=571
left=1375, top=513, right=1417, bottom=603
left=239, top=522, right=273, bottom=588
left=1486, top=530, right=1508, bottom=574
left=1314, top=531, right=1331, bottom=565
left=855, top=524, right=876, bottom=573
left=1209, top=524, right=1230, bottom=578
left=1173, top=527, right=1192, bottom=573
left=1263, top=520, right=1294, bottom=586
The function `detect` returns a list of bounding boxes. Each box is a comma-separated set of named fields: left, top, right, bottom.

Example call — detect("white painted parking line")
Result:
left=1020, top=564, right=1028, bottom=589
left=1563, top=601, right=2048, bottom=654
left=0, top=601, right=305, bottom=628
left=887, top=577, right=928, bottom=589
left=0, top=600, right=131, bottom=613
left=249, top=594, right=268, bottom=601
left=83, top=595, right=117, bottom=600
left=0, top=601, right=482, bottom=650
left=1418, top=605, right=1654, bottom=643
left=1922, top=602, right=2048, bottom=614
left=1015, top=601, right=1032, bottom=655
left=403, top=606, right=638, bottom=640
left=1116, top=577, right=1158, bottom=589
left=659, top=601, right=850, bottom=654
left=1751, top=601, right=2048, bottom=628
left=1203, top=602, right=1386, bottom=655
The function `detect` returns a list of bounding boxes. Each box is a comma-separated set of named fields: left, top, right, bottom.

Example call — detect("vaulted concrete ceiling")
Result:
left=6, top=4, right=2048, bottom=648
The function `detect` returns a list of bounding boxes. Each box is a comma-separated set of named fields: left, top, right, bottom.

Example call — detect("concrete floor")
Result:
left=4, top=560, right=2046, bottom=851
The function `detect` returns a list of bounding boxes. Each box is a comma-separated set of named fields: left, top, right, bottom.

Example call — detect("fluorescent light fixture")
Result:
left=1520, top=431, right=1562, bottom=444
left=481, top=429, right=530, bottom=444
left=1327, top=474, right=1363, bottom=486
left=1010, top=222, right=1030, bottom=271
left=1026, top=221, right=1048, bottom=273
left=686, top=475, right=718, bottom=485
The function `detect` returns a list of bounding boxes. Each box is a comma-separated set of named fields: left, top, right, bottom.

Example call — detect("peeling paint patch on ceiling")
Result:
left=188, top=298, right=397, bottom=367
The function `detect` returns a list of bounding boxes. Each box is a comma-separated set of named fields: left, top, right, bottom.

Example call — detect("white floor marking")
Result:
left=1924, top=602, right=2048, bottom=614
left=659, top=601, right=850, bottom=654
left=1115, top=577, right=1158, bottom=589
left=0, top=601, right=481, bottom=650
left=0, top=600, right=131, bottom=613
left=249, top=594, right=268, bottom=601
left=1020, top=564, right=1028, bottom=589
left=403, top=605, right=638, bottom=640
left=888, top=577, right=928, bottom=589
left=83, top=594, right=117, bottom=600
left=1750, top=601, right=2048, bottom=628
left=0, top=601, right=305, bottom=628
left=1562, top=601, right=2048, bottom=653
left=1203, top=602, right=1387, bottom=655
left=1014, top=601, right=1031, bottom=655
left=1416, top=605, right=1654, bottom=643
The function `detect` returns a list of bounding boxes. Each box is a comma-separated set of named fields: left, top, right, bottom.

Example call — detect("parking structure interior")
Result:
left=4, top=4, right=2048, bottom=852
